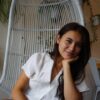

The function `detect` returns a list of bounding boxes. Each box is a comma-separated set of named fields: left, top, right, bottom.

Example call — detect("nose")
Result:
left=69, top=43, right=75, bottom=51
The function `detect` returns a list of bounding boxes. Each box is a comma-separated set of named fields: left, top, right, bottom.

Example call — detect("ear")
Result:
left=56, top=35, right=60, bottom=44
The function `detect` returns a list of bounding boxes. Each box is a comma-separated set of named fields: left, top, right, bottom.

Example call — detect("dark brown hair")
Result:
left=50, top=22, right=91, bottom=100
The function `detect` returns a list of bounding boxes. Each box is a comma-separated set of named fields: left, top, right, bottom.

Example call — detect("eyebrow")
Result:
left=66, top=37, right=82, bottom=44
left=66, top=37, right=73, bottom=41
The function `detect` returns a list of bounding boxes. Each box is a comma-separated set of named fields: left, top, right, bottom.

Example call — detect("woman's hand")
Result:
left=62, top=56, right=82, bottom=100
left=62, top=56, right=79, bottom=67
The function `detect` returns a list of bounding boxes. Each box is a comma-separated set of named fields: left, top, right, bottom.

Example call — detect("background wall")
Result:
left=83, top=0, right=100, bottom=57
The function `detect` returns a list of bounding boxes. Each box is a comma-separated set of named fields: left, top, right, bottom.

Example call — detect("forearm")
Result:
left=12, top=89, right=28, bottom=100
left=63, top=64, right=82, bottom=100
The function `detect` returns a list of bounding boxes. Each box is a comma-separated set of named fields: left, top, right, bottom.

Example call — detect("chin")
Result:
left=62, top=56, right=73, bottom=59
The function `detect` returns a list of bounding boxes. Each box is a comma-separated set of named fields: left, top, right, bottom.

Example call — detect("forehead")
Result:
left=62, top=31, right=82, bottom=41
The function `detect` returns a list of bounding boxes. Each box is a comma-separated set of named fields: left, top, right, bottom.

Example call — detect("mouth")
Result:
left=64, top=51, right=75, bottom=57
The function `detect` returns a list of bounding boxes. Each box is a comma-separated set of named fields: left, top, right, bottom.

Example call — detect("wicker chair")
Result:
left=0, top=0, right=84, bottom=99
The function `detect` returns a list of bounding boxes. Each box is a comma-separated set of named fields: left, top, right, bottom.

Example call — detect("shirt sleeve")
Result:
left=76, top=80, right=89, bottom=92
left=21, top=53, right=39, bottom=78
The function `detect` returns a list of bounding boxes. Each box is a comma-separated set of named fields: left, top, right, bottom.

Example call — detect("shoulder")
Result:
left=22, top=52, right=46, bottom=66
left=28, top=52, right=52, bottom=69
left=21, top=52, right=51, bottom=78
left=30, top=52, right=51, bottom=63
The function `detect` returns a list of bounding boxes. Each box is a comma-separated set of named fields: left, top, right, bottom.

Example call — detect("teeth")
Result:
left=66, top=51, right=72, bottom=54
left=65, top=51, right=73, bottom=56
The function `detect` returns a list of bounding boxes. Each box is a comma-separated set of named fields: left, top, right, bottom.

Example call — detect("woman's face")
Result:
left=57, top=31, right=82, bottom=59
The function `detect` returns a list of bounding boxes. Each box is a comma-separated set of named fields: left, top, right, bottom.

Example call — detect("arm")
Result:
left=62, top=59, right=82, bottom=100
left=11, top=71, right=29, bottom=100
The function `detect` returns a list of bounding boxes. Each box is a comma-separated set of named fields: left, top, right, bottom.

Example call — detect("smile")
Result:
left=64, top=51, right=75, bottom=57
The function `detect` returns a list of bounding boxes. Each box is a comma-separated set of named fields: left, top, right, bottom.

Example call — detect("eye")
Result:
left=66, top=39, right=72, bottom=44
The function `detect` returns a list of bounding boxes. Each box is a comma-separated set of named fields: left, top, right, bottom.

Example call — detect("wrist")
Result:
left=63, top=62, right=70, bottom=69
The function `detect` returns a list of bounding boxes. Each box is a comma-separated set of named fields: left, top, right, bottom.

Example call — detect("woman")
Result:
left=12, top=22, right=91, bottom=100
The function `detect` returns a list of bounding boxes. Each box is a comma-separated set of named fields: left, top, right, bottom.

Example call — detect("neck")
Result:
left=55, top=56, right=63, bottom=70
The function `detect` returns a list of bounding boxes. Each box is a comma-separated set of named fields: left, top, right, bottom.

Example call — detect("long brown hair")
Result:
left=49, top=22, right=91, bottom=100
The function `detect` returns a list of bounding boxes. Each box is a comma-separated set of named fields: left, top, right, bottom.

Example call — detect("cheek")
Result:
left=59, top=42, right=67, bottom=50
left=58, top=43, right=65, bottom=54
left=75, top=48, right=81, bottom=55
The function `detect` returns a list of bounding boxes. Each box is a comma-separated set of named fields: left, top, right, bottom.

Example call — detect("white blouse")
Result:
left=22, top=52, right=89, bottom=100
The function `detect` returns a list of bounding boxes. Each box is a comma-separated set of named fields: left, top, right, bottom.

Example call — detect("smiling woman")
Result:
left=11, top=22, right=91, bottom=100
